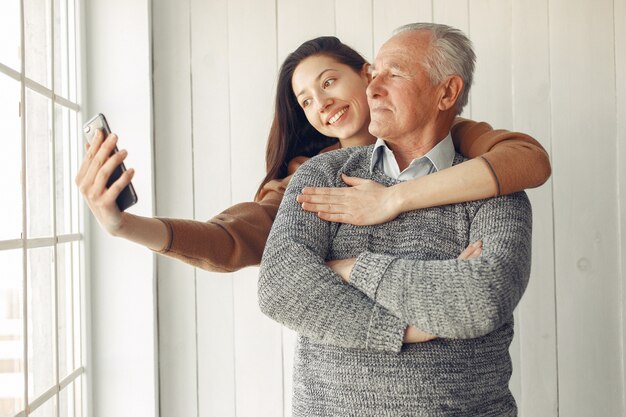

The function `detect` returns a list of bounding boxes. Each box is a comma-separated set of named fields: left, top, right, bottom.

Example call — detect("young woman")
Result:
left=76, top=36, right=550, bottom=272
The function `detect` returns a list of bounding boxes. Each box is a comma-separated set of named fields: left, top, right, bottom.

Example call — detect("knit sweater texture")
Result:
left=155, top=118, right=547, bottom=273
left=258, top=145, right=533, bottom=416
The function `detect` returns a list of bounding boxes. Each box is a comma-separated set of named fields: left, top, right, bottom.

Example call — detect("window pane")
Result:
left=0, top=1, right=21, bottom=71
left=27, top=246, right=54, bottom=402
left=26, top=89, right=53, bottom=239
left=59, top=377, right=82, bottom=417
left=29, top=398, right=54, bottom=417
left=70, top=110, right=80, bottom=234
left=0, top=249, right=24, bottom=417
left=67, top=0, right=77, bottom=103
left=0, top=74, right=22, bottom=241
left=71, top=241, right=82, bottom=370
left=25, top=0, right=52, bottom=88
left=54, top=0, right=68, bottom=98
left=55, top=105, right=75, bottom=236
left=57, top=242, right=73, bottom=379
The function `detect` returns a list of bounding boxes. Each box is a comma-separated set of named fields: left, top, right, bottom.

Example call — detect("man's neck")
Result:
left=389, top=137, right=439, bottom=171
left=385, top=117, right=454, bottom=171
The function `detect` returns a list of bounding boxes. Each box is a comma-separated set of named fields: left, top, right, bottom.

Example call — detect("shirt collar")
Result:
left=369, top=133, right=455, bottom=179
left=427, top=133, right=456, bottom=172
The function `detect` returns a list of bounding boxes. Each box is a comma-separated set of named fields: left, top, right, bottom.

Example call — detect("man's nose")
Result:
left=366, top=75, right=384, bottom=99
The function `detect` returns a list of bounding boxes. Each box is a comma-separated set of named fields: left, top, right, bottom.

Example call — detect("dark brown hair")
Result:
left=255, top=36, right=368, bottom=199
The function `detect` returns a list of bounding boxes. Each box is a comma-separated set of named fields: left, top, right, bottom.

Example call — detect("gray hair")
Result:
left=394, top=23, right=475, bottom=115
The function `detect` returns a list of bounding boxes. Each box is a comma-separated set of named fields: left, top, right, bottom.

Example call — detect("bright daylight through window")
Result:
left=0, top=0, right=85, bottom=416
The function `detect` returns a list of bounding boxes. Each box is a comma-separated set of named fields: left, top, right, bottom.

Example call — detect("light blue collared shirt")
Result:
left=369, top=134, right=456, bottom=181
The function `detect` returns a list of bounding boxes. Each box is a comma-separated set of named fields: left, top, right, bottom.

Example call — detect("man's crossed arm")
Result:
left=258, top=160, right=532, bottom=351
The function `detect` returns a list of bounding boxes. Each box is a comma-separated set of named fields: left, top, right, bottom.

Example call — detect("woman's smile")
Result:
left=327, top=106, right=349, bottom=125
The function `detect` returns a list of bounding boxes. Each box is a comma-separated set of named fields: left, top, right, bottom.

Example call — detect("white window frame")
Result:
left=0, top=0, right=86, bottom=416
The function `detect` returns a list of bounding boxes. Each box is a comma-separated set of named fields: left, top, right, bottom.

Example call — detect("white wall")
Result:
left=151, top=1, right=626, bottom=416
left=83, top=0, right=158, bottom=416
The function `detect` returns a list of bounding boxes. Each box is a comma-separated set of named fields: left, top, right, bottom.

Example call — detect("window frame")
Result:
left=0, top=0, right=86, bottom=416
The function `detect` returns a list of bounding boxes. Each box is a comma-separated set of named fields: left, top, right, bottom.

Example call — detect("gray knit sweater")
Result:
left=258, top=145, right=532, bottom=417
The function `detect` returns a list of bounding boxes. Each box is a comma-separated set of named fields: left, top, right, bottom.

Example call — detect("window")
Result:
left=0, top=0, right=85, bottom=416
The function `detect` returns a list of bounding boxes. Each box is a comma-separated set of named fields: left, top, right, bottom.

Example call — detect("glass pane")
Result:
left=54, top=0, right=68, bottom=98
left=59, top=377, right=82, bottom=417
left=75, top=373, right=83, bottom=417
left=67, top=0, right=77, bottom=103
left=0, top=0, right=21, bottom=71
left=55, top=105, right=72, bottom=235
left=29, top=398, right=54, bottom=417
left=69, top=110, right=80, bottom=234
left=25, top=0, right=52, bottom=88
left=57, top=242, right=72, bottom=379
left=0, top=74, right=22, bottom=241
left=27, top=246, right=55, bottom=401
left=26, top=89, right=53, bottom=238
left=0, top=249, right=25, bottom=417
left=72, top=242, right=85, bottom=368
left=71, top=241, right=82, bottom=370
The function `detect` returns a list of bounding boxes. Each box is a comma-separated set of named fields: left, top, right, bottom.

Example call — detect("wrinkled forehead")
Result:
left=373, top=30, right=431, bottom=69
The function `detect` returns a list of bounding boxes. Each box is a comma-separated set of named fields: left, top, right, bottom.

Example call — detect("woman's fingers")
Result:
left=300, top=186, right=347, bottom=196
left=298, top=189, right=350, bottom=217
left=75, top=130, right=128, bottom=230
left=85, top=128, right=106, bottom=163
left=103, top=167, right=135, bottom=203
left=340, top=174, right=370, bottom=186
left=299, top=176, right=376, bottom=196
left=93, top=148, right=128, bottom=192
left=75, top=130, right=102, bottom=185
left=72, top=127, right=142, bottom=237
left=298, top=192, right=345, bottom=205
left=82, top=133, right=118, bottom=190
left=316, top=211, right=352, bottom=223
left=299, top=194, right=346, bottom=214
left=298, top=177, right=396, bottom=226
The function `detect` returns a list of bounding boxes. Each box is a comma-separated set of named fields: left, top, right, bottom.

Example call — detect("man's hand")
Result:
left=404, top=326, right=437, bottom=343
left=327, top=255, right=437, bottom=344
left=297, top=174, right=400, bottom=225
left=326, top=258, right=357, bottom=282
left=458, top=240, right=483, bottom=260
left=327, top=257, right=437, bottom=344
left=325, top=241, right=481, bottom=345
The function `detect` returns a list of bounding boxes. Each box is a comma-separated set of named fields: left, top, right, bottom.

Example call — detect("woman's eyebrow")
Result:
left=295, top=68, right=337, bottom=97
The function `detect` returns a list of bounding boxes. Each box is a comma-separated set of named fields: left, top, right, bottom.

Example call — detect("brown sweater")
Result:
left=156, top=118, right=550, bottom=272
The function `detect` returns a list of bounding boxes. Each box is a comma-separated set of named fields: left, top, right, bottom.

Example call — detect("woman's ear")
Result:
left=361, top=63, right=372, bottom=83
left=438, top=75, right=464, bottom=111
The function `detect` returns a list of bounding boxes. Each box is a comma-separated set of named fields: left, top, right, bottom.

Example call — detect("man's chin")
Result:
left=368, top=123, right=387, bottom=139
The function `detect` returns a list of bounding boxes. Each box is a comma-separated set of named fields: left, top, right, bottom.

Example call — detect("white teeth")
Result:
left=328, top=107, right=348, bottom=125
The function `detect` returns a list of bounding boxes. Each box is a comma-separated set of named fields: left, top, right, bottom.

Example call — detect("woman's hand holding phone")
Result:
left=75, top=128, right=136, bottom=236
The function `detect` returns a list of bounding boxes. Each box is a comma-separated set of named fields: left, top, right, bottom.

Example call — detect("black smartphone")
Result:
left=83, top=113, right=138, bottom=211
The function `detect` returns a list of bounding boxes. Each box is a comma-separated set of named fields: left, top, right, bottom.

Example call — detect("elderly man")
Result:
left=259, top=22, right=531, bottom=417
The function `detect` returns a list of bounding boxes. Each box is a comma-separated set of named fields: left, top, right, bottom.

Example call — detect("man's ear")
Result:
left=361, top=63, right=372, bottom=82
left=439, top=75, right=464, bottom=111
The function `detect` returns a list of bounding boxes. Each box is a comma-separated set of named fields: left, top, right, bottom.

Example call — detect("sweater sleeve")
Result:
left=258, top=160, right=406, bottom=352
left=349, top=192, right=532, bottom=339
left=451, top=117, right=551, bottom=196
left=155, top=176, right=288, bottom=273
